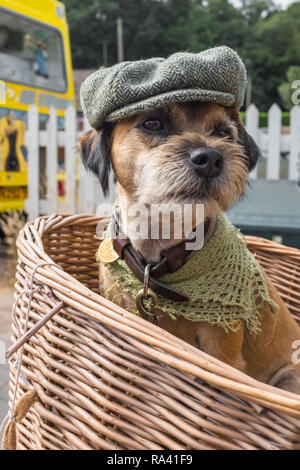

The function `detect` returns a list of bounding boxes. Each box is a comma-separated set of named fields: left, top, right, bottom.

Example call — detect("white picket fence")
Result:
left=25, top=104, right=115, bottom=221
left=24, top=103, right=300, bottom=220
left=246, top=104, right=300, bottom=180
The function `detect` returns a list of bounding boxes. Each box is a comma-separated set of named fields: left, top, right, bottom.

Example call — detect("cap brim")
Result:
left=106, top=88, right=236, bottom=123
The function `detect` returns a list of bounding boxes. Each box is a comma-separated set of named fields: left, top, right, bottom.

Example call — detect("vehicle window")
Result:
left=0, top=9, right=67, bottom=92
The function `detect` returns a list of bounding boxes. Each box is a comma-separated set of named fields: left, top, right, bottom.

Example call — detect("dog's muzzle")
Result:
left=189, top=147, right=223, bottom=179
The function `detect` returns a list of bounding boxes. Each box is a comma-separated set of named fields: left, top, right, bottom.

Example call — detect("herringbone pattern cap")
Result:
left=80, top=46, right=247, bottom=129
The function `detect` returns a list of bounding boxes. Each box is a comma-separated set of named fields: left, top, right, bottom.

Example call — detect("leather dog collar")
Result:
left=111, top=213, right=210, bottom=302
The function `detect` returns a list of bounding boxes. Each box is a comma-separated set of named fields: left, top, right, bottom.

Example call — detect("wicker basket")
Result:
left=6, top=213, right=300, bottom=450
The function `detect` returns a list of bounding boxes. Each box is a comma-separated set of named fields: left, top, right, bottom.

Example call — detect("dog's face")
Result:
left=79, top=102, right=260, bottom=258
left=80, top=102, right=259, bottom=209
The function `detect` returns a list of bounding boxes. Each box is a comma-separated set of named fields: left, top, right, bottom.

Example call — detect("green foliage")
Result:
left=278, top=66, right=300, bottom=111
left=63, top=0, right=300, bottom=111
left=282, top=112, right=290, bottom=127
left=246, top=2, right=300, bottom=109
left=164, top=0, right=246, bottom=53
left=259, top=112, right=268, bottom=128
left=239, top=111, right=290, bottom=127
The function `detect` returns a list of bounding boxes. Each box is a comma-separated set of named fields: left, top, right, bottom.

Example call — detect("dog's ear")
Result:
left=237, top=125, right=262, bottom=172
left=78, top=123, right=114, bottom=196
left=228, top=107, right=261, bottom=172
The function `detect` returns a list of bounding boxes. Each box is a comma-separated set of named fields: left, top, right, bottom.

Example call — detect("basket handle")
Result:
left=6, top=300, right=65, bottom=360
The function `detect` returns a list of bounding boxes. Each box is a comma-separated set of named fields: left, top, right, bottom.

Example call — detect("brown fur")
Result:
left=109, top=103, right=248, bottom=261
left=80, top=101, right=300, bottom=394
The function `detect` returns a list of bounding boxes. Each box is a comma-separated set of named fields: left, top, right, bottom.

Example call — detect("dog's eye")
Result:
left=212, top=128, right=232, bottom=138
left=142, top=119, right=163, bottom=131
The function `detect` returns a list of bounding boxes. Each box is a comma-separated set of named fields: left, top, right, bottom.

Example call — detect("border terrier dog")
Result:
left=79, top=49, right=300, bottom=394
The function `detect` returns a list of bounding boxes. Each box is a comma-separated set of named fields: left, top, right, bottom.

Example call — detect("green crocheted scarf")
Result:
left=97, top=214, right=278, bottom=334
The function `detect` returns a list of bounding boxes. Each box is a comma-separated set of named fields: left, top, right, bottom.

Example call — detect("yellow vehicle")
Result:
left=0, top=0, right=75, bottom=213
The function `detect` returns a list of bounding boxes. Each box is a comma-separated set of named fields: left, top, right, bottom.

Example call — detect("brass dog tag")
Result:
left=98, top=238, right=119, bottom=263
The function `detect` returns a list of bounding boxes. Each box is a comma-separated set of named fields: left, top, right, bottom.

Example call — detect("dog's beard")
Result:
left=134, top=146, right=248, bottom=212
left=120, top=140, right=248, bottom=262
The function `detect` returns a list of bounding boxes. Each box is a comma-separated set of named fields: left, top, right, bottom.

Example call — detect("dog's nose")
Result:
left=190, top=148, right=223, bottom=178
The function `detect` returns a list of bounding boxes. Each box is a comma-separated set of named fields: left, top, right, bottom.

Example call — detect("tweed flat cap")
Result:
left=80, top=46, right=247, bottom=129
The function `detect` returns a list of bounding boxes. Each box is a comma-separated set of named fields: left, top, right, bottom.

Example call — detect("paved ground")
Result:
left=0, top=286, right=14, bottom=423
left=0, top=247, right=16, bottom=423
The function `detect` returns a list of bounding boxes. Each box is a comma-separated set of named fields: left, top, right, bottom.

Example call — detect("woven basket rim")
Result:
left=15, top=212, right=300, bottom=418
